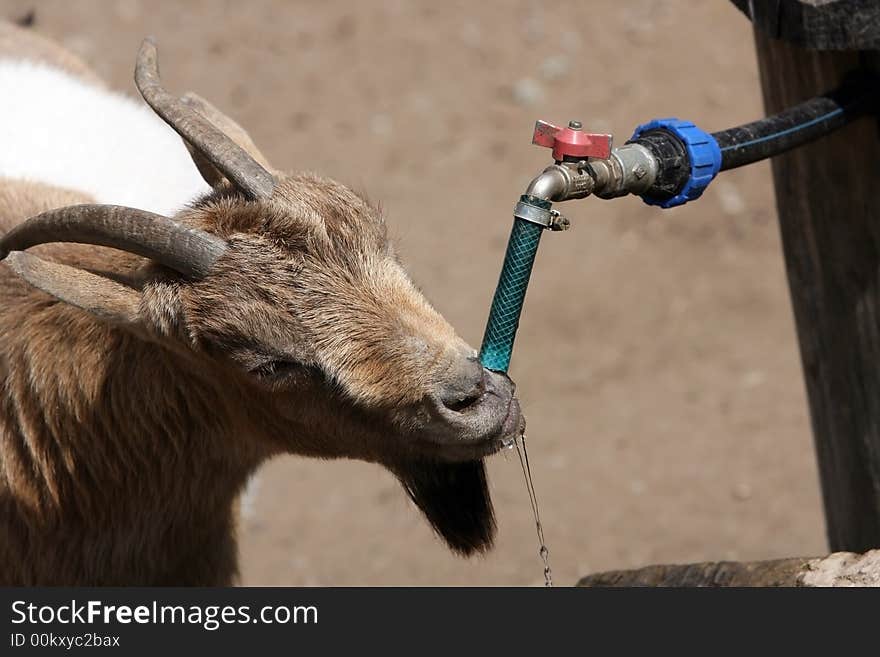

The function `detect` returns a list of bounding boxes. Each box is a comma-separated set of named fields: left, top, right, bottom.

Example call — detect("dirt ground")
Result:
left=2, top=0, right=828, bottom=585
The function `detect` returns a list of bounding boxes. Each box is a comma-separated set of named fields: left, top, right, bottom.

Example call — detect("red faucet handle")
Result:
left=531, top=120, right=563, bottom=148
left=531, top=120, right=613, bottom=161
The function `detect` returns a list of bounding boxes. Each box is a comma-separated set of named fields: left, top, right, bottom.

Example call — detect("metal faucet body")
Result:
left=522, top=141, right=659, bottom=206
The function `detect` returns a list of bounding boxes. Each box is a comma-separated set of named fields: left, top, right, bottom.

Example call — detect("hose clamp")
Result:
left=513, top=198, right=570, bottom=231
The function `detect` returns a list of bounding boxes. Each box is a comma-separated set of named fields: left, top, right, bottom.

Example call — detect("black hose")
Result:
left=712, top=75, right=879, bottom=171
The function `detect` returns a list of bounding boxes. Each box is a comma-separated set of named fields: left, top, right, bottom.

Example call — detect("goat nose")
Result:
left=438, top=356, right=485, bottom=412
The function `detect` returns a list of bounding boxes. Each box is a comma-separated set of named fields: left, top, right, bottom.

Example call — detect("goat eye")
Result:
left=249, top=359, right=299, bottom=379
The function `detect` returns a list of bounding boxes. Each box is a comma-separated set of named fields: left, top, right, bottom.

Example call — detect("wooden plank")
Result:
left=754, top=31, right=880, bottom=553
left=577, top=550, right=880, bottom=587
left=730, top=0, right=880, bottom=50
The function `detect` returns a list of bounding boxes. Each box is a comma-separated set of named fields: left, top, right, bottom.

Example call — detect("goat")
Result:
left=0, top=27, right=523, bottom=585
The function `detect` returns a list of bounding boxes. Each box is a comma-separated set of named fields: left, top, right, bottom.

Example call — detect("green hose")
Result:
left=479, top=205, right=546, bottom=373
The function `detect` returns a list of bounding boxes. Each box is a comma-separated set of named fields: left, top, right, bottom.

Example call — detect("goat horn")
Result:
left=0, top=205, right=227, bottom=279
left=5, top=251, right=141, bottom=323
left=135, top=37, right=275, bottom=201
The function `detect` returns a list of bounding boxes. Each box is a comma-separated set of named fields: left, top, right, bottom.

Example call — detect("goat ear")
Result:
left=5, top=251, right=142, bottom=324
left=179, top=92, right=274, bottom=188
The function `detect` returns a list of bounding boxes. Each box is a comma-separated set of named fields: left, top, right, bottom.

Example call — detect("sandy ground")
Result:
left=1, top=0, right=827, bottom=585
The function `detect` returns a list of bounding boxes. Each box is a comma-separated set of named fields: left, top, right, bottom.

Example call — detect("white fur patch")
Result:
left=0, top=59, right=211, bottom=215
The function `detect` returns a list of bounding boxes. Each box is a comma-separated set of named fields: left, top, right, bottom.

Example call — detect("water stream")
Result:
left=513, top=434, right=553, bottom=587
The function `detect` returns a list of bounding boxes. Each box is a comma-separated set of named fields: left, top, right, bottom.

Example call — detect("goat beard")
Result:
left=392, top=459, right=496, bottom=556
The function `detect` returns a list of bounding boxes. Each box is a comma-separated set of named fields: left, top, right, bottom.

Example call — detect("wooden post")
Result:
left=740, top=2, right=880, bottom=552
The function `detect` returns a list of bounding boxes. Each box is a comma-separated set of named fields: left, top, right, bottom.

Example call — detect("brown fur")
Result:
left=0, top=21, right=103, bottom=86
left=0, top=30, right=515, bottom=585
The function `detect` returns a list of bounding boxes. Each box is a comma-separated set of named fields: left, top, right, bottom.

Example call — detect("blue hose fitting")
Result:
left=630, top=118, right=721, bottom=208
